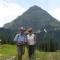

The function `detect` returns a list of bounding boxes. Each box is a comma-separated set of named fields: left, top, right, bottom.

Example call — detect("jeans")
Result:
left=28, top=45, right=35, bottom=59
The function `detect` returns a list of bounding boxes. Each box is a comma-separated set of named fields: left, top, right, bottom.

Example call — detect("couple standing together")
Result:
left=14, top=27, right=36, bottom=60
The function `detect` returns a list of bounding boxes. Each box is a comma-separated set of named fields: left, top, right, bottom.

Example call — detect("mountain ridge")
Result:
left=4, top=5, right=60, bottom=32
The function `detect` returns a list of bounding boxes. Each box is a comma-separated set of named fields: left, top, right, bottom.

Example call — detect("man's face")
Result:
left=20, top=30, right=24, bottom=34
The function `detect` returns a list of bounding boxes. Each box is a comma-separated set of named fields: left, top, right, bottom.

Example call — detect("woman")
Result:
left=27, top=27, right=36, bottom=59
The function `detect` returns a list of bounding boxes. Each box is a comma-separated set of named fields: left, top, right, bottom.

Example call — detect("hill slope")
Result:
left=4, top=5, right=60, bottom=32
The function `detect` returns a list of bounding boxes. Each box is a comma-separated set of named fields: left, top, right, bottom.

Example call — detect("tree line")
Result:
left=0, top=28, right=60, bottom=51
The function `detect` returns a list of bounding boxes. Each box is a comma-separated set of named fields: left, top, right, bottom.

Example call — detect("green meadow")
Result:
left=0, top=44, right=60, bottom=60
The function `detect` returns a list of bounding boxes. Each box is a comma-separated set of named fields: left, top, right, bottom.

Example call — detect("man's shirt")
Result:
left=14, top=33, right=27, bottom=44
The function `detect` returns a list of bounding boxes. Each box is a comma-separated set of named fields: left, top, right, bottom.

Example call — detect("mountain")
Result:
left=2, top=5, right=60, bottom=50
left=4, top=5, right=60, bottom=32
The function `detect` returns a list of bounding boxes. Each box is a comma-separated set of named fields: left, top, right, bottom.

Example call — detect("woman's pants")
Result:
left=28, top=45, right=35, bottom=58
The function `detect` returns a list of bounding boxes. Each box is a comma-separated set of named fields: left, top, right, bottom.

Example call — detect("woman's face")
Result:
left=28, top=30, right=32, bottom=34
left=28, top=27, right=32, bottom=34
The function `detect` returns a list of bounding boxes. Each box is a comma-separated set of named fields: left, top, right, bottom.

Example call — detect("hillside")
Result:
left=4, top=5, right=60, bottom=32
left=1, top=5, right=60, bottom=51
left=0, top=28, right=15, bottom=44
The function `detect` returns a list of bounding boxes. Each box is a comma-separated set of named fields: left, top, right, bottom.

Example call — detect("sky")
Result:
left=0, top=0, right=60, bottom=27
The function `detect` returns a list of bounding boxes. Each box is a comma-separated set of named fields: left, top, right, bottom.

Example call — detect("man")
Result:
left=27, top=27, right=36, bottom=60
left=14, top=27, right=27, bottom=60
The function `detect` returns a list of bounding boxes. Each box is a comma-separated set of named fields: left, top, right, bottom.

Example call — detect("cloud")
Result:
left=0, top=0, right=25, bottom=27
left=49, top=8, right=60, bottom=21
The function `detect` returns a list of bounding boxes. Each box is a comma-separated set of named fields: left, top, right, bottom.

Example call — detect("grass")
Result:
left=0, top=44, right=16, bottom=56
left=0, top=44, right=60, bottom=60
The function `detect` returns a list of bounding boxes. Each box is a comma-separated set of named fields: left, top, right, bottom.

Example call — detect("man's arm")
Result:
left=24, top=35, right=28, bottom=45
left=14, top=34, right=18, bottom=43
